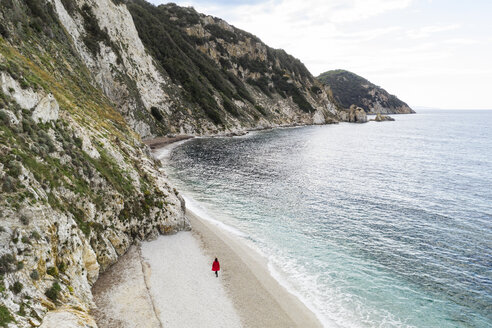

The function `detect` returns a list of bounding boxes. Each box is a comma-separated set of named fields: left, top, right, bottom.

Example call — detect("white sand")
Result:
left=91, top=247, right=161, bottom=328
left=92, top=210, right=323, bottom=328
left=140, top=232, right=242, bottom=328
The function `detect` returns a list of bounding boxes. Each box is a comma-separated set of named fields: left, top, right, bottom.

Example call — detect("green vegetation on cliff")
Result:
left=0, top=2, right=189, bottom=325
left=317, top=69, right=414, bottom=114
left=0, top=305, right=14, bottom=328
left=127, top=0, right=319, bottom=123
left=0, top=41, right=166, bottom=236
left=128, top=0, right=252, bottom=124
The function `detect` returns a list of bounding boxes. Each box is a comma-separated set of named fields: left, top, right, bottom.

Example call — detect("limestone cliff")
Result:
left=0, top=1, right=189, bottom=327
left=317, top=69, right=415, bottom=114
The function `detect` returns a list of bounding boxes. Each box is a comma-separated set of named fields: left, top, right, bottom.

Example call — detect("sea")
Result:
left=160, top=110, right=492, bottom=328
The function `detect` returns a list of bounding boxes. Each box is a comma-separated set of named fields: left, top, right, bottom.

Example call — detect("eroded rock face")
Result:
left=0, top=12, right=189, bottom=327
left=0, top=72, right=59, bottom=124
left=53, top=0, right=172, bottom=138
left=338, top=105, right=368, bottom=123
left=32, top=94, right=59, bottom=123
left=0, top=112, right=190, bottom=328
left=0, top=72, right=41, bottom=109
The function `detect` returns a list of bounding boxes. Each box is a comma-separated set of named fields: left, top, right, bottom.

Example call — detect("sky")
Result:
left=147, top=0, right=492, bottom=109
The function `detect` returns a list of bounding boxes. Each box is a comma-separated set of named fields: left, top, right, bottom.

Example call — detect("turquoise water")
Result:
left=162, top=110, right=492, bottom=327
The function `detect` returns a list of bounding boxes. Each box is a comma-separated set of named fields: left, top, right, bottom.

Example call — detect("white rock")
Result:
left=40, top=309, right=98, bottom=328
left=83, top=242, right=100, bottom=285
left=81, top=134, right=100, bottom=159
left=32, top=93, right=59, bottom=123
left=54, top=0, right=173, bottom=138
left=0, top=72, right=40, bottom=109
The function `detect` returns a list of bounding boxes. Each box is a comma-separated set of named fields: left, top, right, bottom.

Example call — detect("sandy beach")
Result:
left=92, top=207, right=322, bottom=328
left=92, top=137, right=323, bottom=327
left=186, top=209, right=323, bottom=327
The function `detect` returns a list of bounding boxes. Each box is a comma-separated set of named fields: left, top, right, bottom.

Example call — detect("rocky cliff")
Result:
left=317, top=69, right=415, bottom=114
left=0, top=1, right=190, bottom=327
left=17, top=0, right=340, bottom=140
left=125, top=0, right=339, bottom=133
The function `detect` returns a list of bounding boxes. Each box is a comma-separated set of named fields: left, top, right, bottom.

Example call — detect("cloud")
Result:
left=174, top=0, right=413, bottom=34
left=175, top=0, right=414, bottom=63
left=442, top=38, right=480, bottom=45
left=325, top=0, right=413, bottom=23
left=406, top=24, right=461, bottom=39
left=332, top=26, right=402, bottom=42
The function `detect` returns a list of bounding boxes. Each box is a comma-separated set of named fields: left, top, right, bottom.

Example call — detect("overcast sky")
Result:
left=147, top=0, right=492, bottom=109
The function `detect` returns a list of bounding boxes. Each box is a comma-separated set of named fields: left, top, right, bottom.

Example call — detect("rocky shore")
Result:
left=370, top=113, right=396, bottom=122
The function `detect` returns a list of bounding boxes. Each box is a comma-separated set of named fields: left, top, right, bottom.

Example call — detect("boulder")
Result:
left=347, top=104, right=367, bottom=123
left=371, top=113, right=395, bottom=122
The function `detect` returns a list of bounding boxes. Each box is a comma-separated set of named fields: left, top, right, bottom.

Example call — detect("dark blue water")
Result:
left=162, top=110, right=492, bottom=327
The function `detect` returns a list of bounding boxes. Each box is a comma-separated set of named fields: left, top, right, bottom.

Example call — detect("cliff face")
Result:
left=317, top=70, right=415, bottom=114
left=0, top=1, right=189, bottom=327
left=124, top=1, right=339, bottom=133
left=10, top=0, right=339, bottom=140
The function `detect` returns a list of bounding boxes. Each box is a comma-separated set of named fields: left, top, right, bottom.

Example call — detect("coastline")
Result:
left=152, top=130, right=325, bottom=327
left=91, top=207, right=324, bottom=328
left=143, top=135, right=194, bottom=150
left=143, top=119, right=341, bottom=151
left=186, top=207, right=324, bottom=327
left=92, top=136, right=324, bottom=327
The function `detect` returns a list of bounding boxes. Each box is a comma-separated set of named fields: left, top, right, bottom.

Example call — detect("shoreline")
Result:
left=150, top=132, right=326, bottom=327
left=91, top=206, right=323, bottom=327
left=186, top=207, right=324, bottom=327
left=143, top=120, right=343, bottom=152
left=142, top=111, right=418, bottom=153
left=143, top=135, right=194, bottom=150
left=92, top=137, right=325, bottom=327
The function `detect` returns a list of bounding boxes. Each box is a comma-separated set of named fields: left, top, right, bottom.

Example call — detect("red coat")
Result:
left=212, top=260, right=220, bottom=272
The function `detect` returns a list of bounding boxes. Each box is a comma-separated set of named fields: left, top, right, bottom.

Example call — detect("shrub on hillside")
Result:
left=45, top=281, right=61, bottom=302
left=0, top=254, right=15, bottom=274
left=10, top=281, right=23, bottom=294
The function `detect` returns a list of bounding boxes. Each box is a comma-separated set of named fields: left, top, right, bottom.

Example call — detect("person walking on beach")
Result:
left=212, top=258, right=220, bottom=277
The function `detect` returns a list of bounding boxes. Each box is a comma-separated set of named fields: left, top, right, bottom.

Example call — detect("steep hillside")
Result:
left=0, top=1, right=188, bottom=327
left=3, top=0, right=340, bottom=140
left=317, top=69, right=415, bottom=114
left=124, top=1, right=338, bottom=132
left=126, top=1, right=340, bottom=132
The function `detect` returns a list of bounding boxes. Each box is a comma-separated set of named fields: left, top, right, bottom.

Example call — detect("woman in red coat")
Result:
left=212, top=258, right=220, bottom=277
